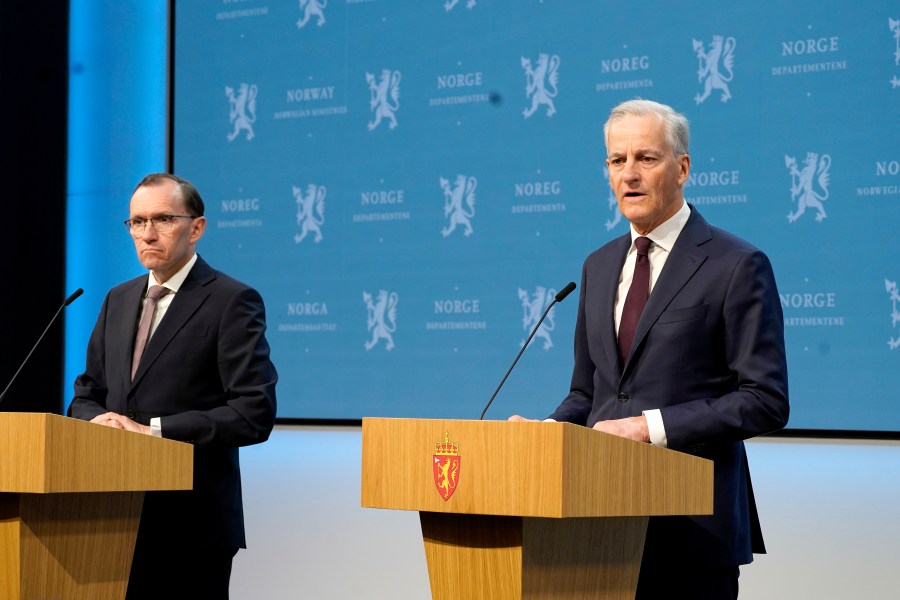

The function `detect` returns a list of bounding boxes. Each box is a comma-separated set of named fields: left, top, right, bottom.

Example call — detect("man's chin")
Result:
left=619, top=204, right=651, bottom=223
left=138, top=256, right=161, bottom=270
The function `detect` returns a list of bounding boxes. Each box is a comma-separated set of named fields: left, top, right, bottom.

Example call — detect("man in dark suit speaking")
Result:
left=69, top=173, right=277, bottom=599
left=510, top=99, right=789, bottom=599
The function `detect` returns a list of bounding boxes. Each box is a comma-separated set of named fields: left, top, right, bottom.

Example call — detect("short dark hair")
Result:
left=133, top=173, right=205, bottom=217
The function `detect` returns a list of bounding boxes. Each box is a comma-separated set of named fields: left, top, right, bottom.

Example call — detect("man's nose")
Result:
left=622, top=158, right=640, bottom=182
left=141, top=223, right=160, bottom=240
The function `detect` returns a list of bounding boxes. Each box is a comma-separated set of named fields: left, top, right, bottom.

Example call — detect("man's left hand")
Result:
left=592, top=416, right=650, bottom=443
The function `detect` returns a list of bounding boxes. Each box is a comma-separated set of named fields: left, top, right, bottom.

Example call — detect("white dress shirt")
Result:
left=139, top=253, right=199, bottom=437
left=615, top=201, right=691, bottom=447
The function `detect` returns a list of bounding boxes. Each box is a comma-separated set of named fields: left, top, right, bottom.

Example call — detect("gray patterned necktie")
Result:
left=131, top=285, right=170, bottom=380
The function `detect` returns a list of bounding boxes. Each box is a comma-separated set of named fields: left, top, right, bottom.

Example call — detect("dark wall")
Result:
left=0, top=4, right=69, bottom=413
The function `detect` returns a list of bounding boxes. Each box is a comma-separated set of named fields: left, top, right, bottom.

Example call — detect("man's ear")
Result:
left=190, top=216, right=207, bottom=243
left=677, top=153, right=691, bottom=186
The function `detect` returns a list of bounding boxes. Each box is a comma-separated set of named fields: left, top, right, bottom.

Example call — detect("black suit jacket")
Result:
left=549, top=205, right=789, bottom=566
left=69, top=255, right=277, bottom=549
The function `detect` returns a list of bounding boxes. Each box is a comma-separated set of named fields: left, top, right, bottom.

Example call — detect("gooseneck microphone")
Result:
left=479, top=281, right=576, bottom=420
left=0, top=288, right=84, bottom=406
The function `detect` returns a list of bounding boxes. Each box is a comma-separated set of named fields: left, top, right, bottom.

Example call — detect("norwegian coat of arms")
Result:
left=432, top=432, right=460, bottom=501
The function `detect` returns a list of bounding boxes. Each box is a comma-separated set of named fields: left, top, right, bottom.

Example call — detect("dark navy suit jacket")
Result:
left=549, top=205, right=789, bottom=567
left=69, top=255, right=277, bottom=549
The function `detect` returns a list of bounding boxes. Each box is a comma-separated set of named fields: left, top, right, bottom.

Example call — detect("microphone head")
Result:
left=64, top=288, right=84, bottom=306
left=555, top=282, right=576, bottom=303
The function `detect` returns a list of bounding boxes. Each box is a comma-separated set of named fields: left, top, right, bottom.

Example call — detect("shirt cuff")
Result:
left=149, top=417, right=162, bottom=438
left=642, top=409, right=667, bottom=447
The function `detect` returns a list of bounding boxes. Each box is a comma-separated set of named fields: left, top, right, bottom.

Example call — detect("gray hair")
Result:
left=603, top=99, right=690, bottom=156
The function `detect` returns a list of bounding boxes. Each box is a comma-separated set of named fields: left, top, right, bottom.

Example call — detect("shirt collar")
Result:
left=629, top=201, right=691, bottom=253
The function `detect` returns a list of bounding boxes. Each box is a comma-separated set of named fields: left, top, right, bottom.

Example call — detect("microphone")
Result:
left=479, top=281, right=576, bottom=420
left=0, top=288, right=84, bottom=406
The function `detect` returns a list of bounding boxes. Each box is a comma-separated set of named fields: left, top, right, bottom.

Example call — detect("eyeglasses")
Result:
left=124, top=215, right=196, bottom=235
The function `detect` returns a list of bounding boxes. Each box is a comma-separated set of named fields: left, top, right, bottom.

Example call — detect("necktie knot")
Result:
left=635, top=236, right=652, bottom=257
left=146, top=285, right=169, bottom=301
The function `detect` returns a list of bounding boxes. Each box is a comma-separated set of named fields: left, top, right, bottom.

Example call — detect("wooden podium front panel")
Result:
left=363, top=417, right=715, bottom=600
left=0, top=413, right=192, bottom=494
left=0, top=414, right=194, bottom=599
left=421, top=512, right=523, bottom=600
left=522, top=517, right=647, bottom=600
left=0, top=498, right=23, bottom=600
left=363, top=418, right=567, bottom=517
left=0, top=491, right=143, bottom=600
left=362, top=418, right=712, bottom=519
left=561, top=424, right=712, bottom=518
left=420, top=513, right=649, bottom=600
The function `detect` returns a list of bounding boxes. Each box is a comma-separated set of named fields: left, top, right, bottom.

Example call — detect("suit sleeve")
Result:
left=659, top=249, right=789, bottom=448
left=159, top=286, right=278, bottom=448
left=68, top=293, right=112, bottom=421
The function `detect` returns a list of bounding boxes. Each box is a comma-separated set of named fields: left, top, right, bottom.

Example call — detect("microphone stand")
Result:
left=479, top=282, right=576, bottom=420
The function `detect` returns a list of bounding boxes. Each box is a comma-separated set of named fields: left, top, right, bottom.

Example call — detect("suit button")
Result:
left=617, top=393, right=629, bottom=402
left=127, top=410, right=136, bottom=419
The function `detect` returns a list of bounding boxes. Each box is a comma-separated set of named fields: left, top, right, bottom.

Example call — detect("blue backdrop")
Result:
left=165, top=1, right=899, bottom=430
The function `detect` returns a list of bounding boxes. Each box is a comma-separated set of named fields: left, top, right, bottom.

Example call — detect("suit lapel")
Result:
left=623, top=207, right=712, bottom=371
left=115, top=280, right=146, bottom=399
left=601, top=236, right=630, bottom=376
left=119, top=281, right=145, bottom=364
left=130, top=257, right=216, bottom=386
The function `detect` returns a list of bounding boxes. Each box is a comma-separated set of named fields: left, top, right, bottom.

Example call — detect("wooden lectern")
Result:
left=361, top=417, right=713, bottom=600
left=0, top=412, right=192, bottom=600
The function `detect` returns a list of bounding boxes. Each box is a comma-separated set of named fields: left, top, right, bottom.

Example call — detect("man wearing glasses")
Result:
left=69, top=173, right=278, bottom=599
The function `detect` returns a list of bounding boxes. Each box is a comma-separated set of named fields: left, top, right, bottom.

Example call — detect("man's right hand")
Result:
left=508, top=415, right=540, bottom=422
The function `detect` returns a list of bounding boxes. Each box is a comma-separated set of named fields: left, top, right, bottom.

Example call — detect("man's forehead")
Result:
left=606, top=116, right=669, bottom=152
left=130, top=182, right=184, bottom=212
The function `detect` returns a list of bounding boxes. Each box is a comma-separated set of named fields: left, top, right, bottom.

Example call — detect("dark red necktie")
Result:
left=618, top=236, right=652, bottom=365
